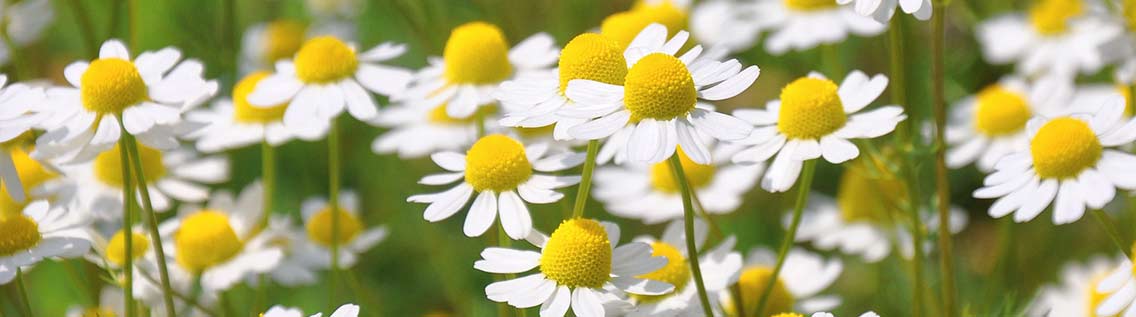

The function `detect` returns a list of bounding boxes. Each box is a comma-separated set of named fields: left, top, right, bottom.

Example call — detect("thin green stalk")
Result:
left=118, top=122, right=177, bottom=317
left=667, top=154, right=714, bottom=317
left=931, top=1, right=958, bottom=315
left=117, top=135, right=136, bottom=317
left=63, top=260, right=97, bottom=306
left=474, top=110, right=487, bottom=138
left=691, top=191, right=726, bottom=243
left=754, top=159, right=817, bottom=317
left=888, top=18, right=910, bottom=139
left=570, top=140, right=599, bottom=219
left=258, top=141, right=276, bottom=229
left=343, top=269, right=382, bottom=317
left=137, top=271, right=218, bottom=317
left=128, top=0, right=139, bottom=47
left=1094, top=211, right=1133, bottom=258
left=66, top=0, right=98, bottom=58
left=15, top=269, right=33, bottom=317
left=0, top=17, right=26, bottom=80
left=254, top=274, right=268, bottom=316
left=328, top=117, right=342, bottom=311
left=224, top=0, right=238, bottom=79
left=822, top=44, right=843, bottom=77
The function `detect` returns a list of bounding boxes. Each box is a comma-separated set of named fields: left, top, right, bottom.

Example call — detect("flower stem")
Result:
left=259, top=141, right=276, bottom=229
left=931, top=1, right=958, bottom=315
left=1093, top=210, right=1133, bottom=258
left=128, top=0, right=139, bottom=47
left=118, top=122, right=177, bottom=317
left=668, top=154, right=714, bottom=317
left=116, top=132, right=136, bottom=317
left=754, top=159, right=817, bottom=316
left=15, top=268, right=33, bottom=317
left=66, top=0, right=99, bottom=58
left=328, top=116, right=342, bottom=311
left=570, top=140, right=599, bottom=219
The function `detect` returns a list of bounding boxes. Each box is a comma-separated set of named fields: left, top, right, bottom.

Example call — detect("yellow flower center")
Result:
left=558, top=33, right=628, bottom=95
left=601, top=3, right=688, bottom=49
left=443, top=22, right=513, bottom=85
left=464, top=134, right=533, bottom=192
left=540, top=219, right=612, bottom=288
left=973, top=85, right=1032, bottom=137
left=106, top=230, right=150, bottom=266
left=262, top=20, right=307, bottom=65
left=233, top=72, right=288, bottom=123
left=294, top=36, right=358, bottom=84
left=0, top=147, right=57, bottom=216
left=624, top=53, right=697, bottom=121
left=1029, top=0, right=1083, bottom=36
left=649, top=149, right=716, bottom=193
left=1029, top=117, right=1102, bottom=179
left=514, top=125, right=556, bottom=138
left=734, top=266, right=795, bottom=317
left=81, top=308, right=117, bottom=317
left=1124, top=0, right=1136, bottom=31
left=1087, top=274, right=1112, bottom=317
left=784, top=0, right=838, bottom=11
left=427, top=104, right=497, bottom=125
left=175, top=210, right=243, bottom=273
left=81, top=58, right=148, bottom=114
left=777, top=77, right=846, bottom=140
left=836, top=161, right=907, bottom=224
left=93, top=144, right=166, bottom=188
left=1116, top=84, right=1134, bottom=117
left=305, top=207, right=363, bottom=247
left=631, top=242, right=690, bottom=302
left=0, top=213, right=40, bottom=256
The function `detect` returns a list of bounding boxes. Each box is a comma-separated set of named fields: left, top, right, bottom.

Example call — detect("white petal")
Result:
left=464, top=191, right=499, bottom=237
left=699, top=65, right=760, bottom=100
left=498, top=191, right=532, bottom=240
left=570, top=288, right=605, bottom=317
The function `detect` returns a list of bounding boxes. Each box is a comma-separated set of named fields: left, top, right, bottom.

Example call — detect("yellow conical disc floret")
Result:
left=81, top=58, right=148, bottom=114
left=294, top=36, right=358, bottom=84
left=650, top=149, right=716, bottom=193
left=624, top=53, right=696, bottom=121
left=601, top=3, right=688, bottom=49
left=0, top=213, right=41, bottom=256
left=443, top=22, right=513, bottom=85
left=262, top=20, right=307, bottom=64
left=464, top=134, right=532, bottom=192
left=0, top=147, right=58, bottom=215
left=735, top=266, right=795, bottom=317
left=175, top=210, right=243, bottom=273
left=631, top=242, right=690, bottom=302
left=973, top=85, right=1032, bottom=137
left=306, top=207, right=363, bottom=247
left=784, top=0, right=838, bottom=10
left=93, top=144, right=166, bottom=188
left=106, top=230, right=150, bottom=266
left=1029, top=118, right=1101, bottom=179
left=558, top=33, right=627, bottom=95
left=233, top=72, right=288, bottom=123
left=777, top=77, right=846, bottom=140
left=836, top=160, right=907, bottom=224
left=1029, top=0, right=1084, bottom=35
left=540, top=219, right=613, bottom=288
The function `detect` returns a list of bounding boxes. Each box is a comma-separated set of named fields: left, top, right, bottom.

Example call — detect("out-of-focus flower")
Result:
left=977, top=0, right=1122, bottom=78
left=296, top=191, right=387, bottom=269
left=1027, top=256, right=1119, bottom=316
left=185, top=72, right=297, bottom=152
left=719, top=248, right=843, bottom=316
left=0, top=201, right=90, bottom=284
left=839, top=0, right=931, bottom=23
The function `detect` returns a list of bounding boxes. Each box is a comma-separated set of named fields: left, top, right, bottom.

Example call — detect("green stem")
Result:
left=570, top=140, right=599, bottom=219
left=754, top=159, right=817, bottom=317
left=117, top=132, right=136, bottom=317
left=259, top=141, right=276, bottom=229
left=474, top=110, right=487, bottom=138
left=224, top=0, right=238, bottom=79
left=1094, top=211, right=1133, bottom=258
left=253, top=274, right=268, bottom=316
left=888, top=18, right=910, bottom=138
left=328, top=117, right=342, bottom=311
left=15, top=269, right=33, bottom=317
left=128, top=0, right=139, bottom=47
left=822, top=44, right=843, bottom=77
left=66, top=0, right=99, bottom=58
left=118, top=120, right=177, bottom=317
left=931, top=1, right=958, bottom=316
left=667, top=154, right=714, bottom=317
left=343, top=269, right=382, bottom=317
left=691, top=190, right=726, bottom=243
left=0, top=16, right=26, bottom=80
left=63, top=260, right=97, bottom=306
left=137, top=271, right=218, bottom=316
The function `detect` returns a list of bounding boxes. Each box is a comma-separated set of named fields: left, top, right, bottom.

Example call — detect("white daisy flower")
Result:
left=564, top=23, right=757, bottom=165
left=616, top=219, right=743, bottom=317
left=976, top=0, right=1123, bottom=78
left=0, top=200, right=90, bottom=284
left=407, top=134, right=582, bottom=239
left=743, top=0, right=886, bottom=55
left=1026, top=256, right=1120, bottom=316
left=84, top=224, right=196, bottom=307
left=593, top=145, right=762, bottom=224
left=0, top=146, right=67, bottom=215
left=946, top=76, right=1072, bottom=172
left=1094, top=251, right=1136, bottom=316
left=296, top=191, right=387, bottom=269
left=1069, top=82, right=1133, bottom=118
left=973, top=94, right=1136, bottom=224
left=474, top=218, right=676, bottom=317
left=838, top=0, right=931, bottom=23
left=263, top=303, right=361, bottom=317
left=185, top=72, right=299, bottom=152
left=368, top=98, right=488, bottom=159
left=34, top=39, right=217, bottom=163
left=241, top=20, right=308, bottom=73
left=808, top=312, right=880, bottom=317
left=163, top=181, right=284, bottom=292
left=0, top=76, right=48, bottom=202
left=66, top=287, right=126, bottom=317
left=247, top=36, right=411, bottom=139
left=719, top=248, right=843, bottom=316
left=600, top=0, right=691, bottom=50
left=68, top=145, right=228, bottom=221
left=689, top=0, right=765, bottom=54
left=255, top=215, right=325, bottom=287
left=732, top=70, right=906, bottom=193
left=0, top=0, right=53, bottom=66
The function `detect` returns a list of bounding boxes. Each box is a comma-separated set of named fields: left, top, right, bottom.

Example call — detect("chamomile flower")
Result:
left=0, top=0, right=53, bottom=66
left=973, top=94, right=1136, bottom=224
left=1070, top=83, right=1133, bottom=117
left=66, top=287, right=126, bottom=317
left=601, top=0, right=690, bottom=49
left=368, top=100, right=491, bottom=158
left=719, top=248, right=843, bottom=316
left=732, top=71, right=906, bottom=193
left=297, top=191, right=387, bottom=269
left=474, top=219, right=675, bottom=316
left=745, top=0, right=886, bottom=55
left=70, top=145, right=228, bottom=220
left=255, top=215, right=325, bottom=286
left=397, top=21, right=558, bottom=120
left=0, top=78, right=48, bottom=203
left=839, top=0, right=931, bottom=23
left=36, top=40, right=216, bottom=163
left=85, top=224, right=195, bottom=307
left=163, top=181, right=284, bottom=292
left=0, top=200, right=90, bottom=284
left=807, top=313, right=880, bottom=317
left=1094, top=249, right=1136, bottom=316
left=240, top=20, right=308, bottom=74
left=407, top=134, right=582, bottom=239
left=946, top=76, right=1072, bottom=172
left=262, top=303, right=360, bottom=317
left=1027, top=256, right=1119, bottom=316
left=247, top=36, right=411, bottom=139
left=689, top=0, right=765, bottom=54
left=617, top=219, right=743, bottom=317
left=593, top=146, right=762, bottom=224
left=564, top=23, right=758, bottom=164
left=0, top=146, right=65, bottom=215
left=977, top=0, right=1123, bottom=78
left=185, top=72, right=300, bottom=152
